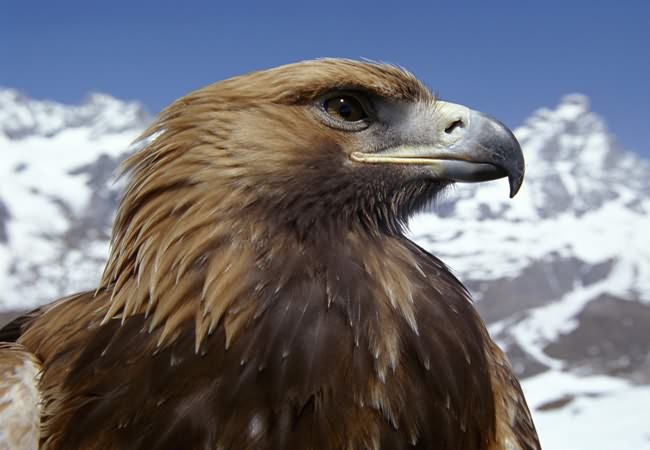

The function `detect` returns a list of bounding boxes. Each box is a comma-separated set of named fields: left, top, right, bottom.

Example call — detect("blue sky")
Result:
left=2, top=0, right=648, bottom=157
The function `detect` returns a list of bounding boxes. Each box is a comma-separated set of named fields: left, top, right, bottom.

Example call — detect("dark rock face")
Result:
left=544, top=294, right=650, bottom=383
left=66, top=152, right=126, bottom=240
left=500, top=338, right=550, bottom=379
left=470, top=255, right=615, bottom=324
left=0, top=199, right=9, bottom=243
left=535, top=394, right=575, bottom=411
left=0, top=311, right=20, bottom=328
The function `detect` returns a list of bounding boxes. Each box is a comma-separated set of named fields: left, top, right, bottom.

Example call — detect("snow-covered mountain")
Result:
left=0, top=88, right=148, bottom=306
left=0, top=88, right=148, bottom=139
left=1, top=87, right=648, bottom=448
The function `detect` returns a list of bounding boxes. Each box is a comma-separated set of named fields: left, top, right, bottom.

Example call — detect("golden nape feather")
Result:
left=0, top=59, right=540, bottom=450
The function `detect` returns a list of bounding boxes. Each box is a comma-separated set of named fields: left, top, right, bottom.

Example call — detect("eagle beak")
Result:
left=351, top=101, right=525, bottom=198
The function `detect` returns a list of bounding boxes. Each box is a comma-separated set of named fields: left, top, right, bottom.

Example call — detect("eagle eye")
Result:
left=323, top=95, right=368, bottom=122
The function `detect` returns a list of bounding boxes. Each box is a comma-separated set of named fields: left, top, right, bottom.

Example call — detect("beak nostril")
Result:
left=444, top=119, right=465, bottom=134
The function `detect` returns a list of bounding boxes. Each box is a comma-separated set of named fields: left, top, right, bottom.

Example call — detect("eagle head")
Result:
left=120, top=59, right=523, bottom=240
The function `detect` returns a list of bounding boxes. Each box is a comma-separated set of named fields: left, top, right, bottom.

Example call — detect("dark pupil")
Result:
left=338, top=100, right=352, bottom=118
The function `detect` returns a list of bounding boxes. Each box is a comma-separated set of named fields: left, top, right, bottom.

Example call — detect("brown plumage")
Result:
left=0, top=59, right=540, bottom=449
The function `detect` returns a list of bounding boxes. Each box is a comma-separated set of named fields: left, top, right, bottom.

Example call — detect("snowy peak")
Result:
left=436, top=93, right=650, bottom=223
left=516, top=94, right=647, bottom=183
left=0, top=88, right=150, bottom=140
left=519, top=95, right=602, bottom=171
left=516, top=94, right=649, bottom=217
left=526, top=93, right=596, bottom=130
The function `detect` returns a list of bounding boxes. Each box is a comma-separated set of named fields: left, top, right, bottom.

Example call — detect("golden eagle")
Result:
left=0, top=59, right=540, bottom=450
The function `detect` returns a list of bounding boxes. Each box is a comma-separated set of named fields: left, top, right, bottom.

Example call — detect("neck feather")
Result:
left=99, top=179, right=434, bottom=357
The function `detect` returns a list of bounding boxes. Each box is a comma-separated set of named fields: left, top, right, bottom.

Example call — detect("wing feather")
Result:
left=488, top=342, right=541, bottom=450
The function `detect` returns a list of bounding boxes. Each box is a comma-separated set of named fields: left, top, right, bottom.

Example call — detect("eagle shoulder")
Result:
left=0, top=343, right=42, bottom=450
